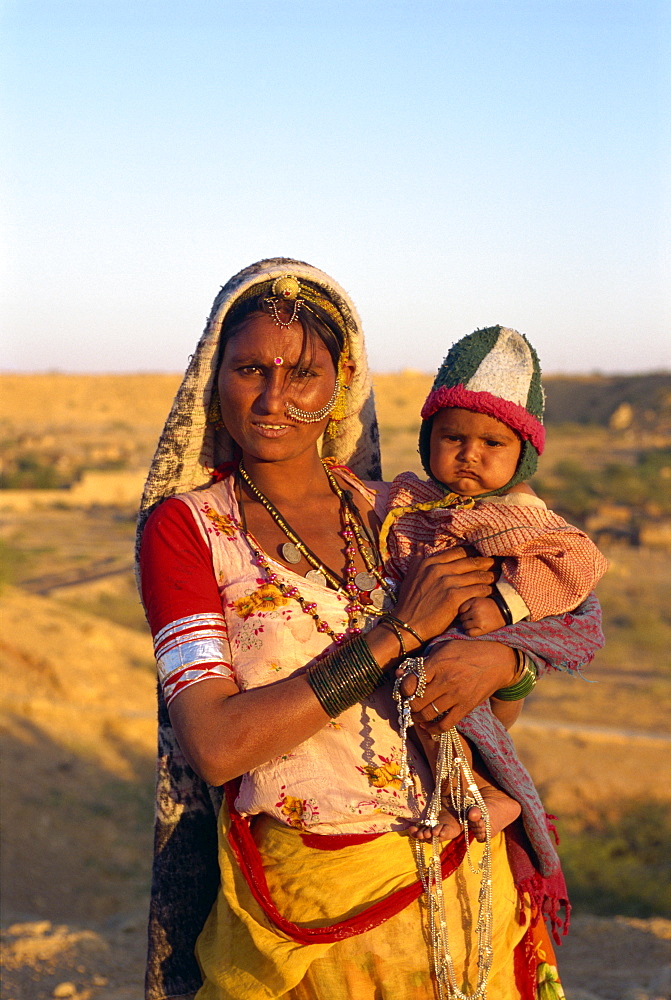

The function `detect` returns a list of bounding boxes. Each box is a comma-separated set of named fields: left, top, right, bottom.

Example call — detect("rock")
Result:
left=639, top=520, right=671, bottom=549
left=53, top=984, right=76, bottom=998
left=7, top=921, right=52, bottom=937
left=609, top=402, right=634, bottom=430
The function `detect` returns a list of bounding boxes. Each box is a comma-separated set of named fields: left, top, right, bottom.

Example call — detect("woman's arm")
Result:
left=141, top=499, right=498, bottom=786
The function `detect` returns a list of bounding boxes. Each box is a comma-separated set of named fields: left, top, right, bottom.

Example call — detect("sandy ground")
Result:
left=2, top=914, right=670, bottom=1000
left=2, top=371, right=670, bottom=998
left=1, top=584, right=670, bottom=999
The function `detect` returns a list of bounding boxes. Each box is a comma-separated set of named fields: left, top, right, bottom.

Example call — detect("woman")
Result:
left=137, top=258, right=604, bottom=1000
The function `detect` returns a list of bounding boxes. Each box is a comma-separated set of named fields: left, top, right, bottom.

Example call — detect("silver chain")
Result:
left=394, top=658, right=494, bottom=1000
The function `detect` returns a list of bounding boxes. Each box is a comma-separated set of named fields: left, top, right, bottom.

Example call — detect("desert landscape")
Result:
left=1, top=371, right=670, bottom=1000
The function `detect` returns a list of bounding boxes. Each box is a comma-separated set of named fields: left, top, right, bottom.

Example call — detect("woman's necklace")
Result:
left=418, top=730, right=494, bottom=1000
left=238, top=463, right=344, bottom=591
left=236, top=463, right=391, bottom=640
left=322, top=466, right=395, bottom=612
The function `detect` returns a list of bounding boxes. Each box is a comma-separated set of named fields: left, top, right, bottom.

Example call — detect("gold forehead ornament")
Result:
left=267, top=275, right=302, bottom=328
left=271, top=275, right=301, bottom=300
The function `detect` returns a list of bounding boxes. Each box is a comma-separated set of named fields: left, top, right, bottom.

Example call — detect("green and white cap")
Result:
left=419, top=325, right=545, bottom=493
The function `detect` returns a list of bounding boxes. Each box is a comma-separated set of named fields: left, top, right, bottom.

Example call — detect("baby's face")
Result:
left=429, top=407, right=522, bottom=495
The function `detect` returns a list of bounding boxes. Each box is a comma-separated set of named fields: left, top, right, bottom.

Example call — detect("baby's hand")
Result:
left=458, top=596, right=506, bottom=636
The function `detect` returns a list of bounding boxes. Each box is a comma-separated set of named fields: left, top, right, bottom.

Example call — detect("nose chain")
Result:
left=285, top=378, right=341, bottom=423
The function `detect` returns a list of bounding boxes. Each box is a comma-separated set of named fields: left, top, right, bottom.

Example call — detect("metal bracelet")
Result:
left=307, top=635, right=385, bottom=718
left=492, top=655, right=538, bottom=701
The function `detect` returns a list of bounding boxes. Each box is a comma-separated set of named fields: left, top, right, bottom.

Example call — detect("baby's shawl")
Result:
left=386, top=472, right=608, bottom=620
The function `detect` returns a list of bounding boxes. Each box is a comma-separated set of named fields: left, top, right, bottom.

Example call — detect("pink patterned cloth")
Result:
left=141, top=472, right=433, bottom=836
left=386, top=472, right=608, bottom=620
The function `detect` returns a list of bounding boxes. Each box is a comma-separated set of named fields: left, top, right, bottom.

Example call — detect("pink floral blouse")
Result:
left=140, top=472, right=431, bottom=835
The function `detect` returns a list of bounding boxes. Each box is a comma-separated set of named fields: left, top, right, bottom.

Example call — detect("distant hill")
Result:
left=1, top=371, right=669, bottom=431
left=542, top=373, right=671, bottom=429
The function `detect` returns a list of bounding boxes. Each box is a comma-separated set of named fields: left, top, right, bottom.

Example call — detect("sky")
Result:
left=2, top=0, right=670, bottom=374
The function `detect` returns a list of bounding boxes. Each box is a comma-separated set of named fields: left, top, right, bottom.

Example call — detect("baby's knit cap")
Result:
left=419, top=325, right=545, bottom=493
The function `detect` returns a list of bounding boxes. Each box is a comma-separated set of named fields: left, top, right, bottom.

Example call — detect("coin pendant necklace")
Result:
left=281, top=542, right=302, bottom=565
left=238, top=465, right=343, bottom=590
left=236, top=464, right=377, bottom=635
left=370, top=587, right=394, bottom=610
left=322, top=469, right=396, bottom=610
left=238, top=462, right=394, bottom=623
left=354, top=571, right=377, bottom=591
left=281, top=542, right=326, bottom=586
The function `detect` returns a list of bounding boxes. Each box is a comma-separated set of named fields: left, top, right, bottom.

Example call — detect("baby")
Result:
left=381, top=326, right=608, bottom=842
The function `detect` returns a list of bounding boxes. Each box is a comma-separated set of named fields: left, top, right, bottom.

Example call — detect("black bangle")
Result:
left=380, top=614, right=425, bottom=648
left=489, top=588, right=513, bottom=627
left=306, top=635, right=385, bottom=718
left=377, top=618, right=407, bottom=657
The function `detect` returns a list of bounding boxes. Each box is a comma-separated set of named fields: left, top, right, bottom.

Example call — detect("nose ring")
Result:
left=286, top=379, right=342, bottom=423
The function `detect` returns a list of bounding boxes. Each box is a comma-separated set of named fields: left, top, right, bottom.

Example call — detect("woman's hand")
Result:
left=391, top=547, right=497, bottom=649
left=399, top=639, right=518, bottom=733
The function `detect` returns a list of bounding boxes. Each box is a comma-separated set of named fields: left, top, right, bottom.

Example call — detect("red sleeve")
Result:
left=140, top=497, right=223, bottom=632
left=139, top=498, right=235, bottom=706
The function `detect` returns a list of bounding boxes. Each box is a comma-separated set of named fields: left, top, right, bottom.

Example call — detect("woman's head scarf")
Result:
left=137, top=257, right=381, bottom=553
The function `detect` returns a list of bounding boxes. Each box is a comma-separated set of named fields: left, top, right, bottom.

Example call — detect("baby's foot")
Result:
left=407, top=786, right=521, bottom=843
left=467, top=787, right=521, bottom=843
left=407, top=790, right=467, bottom=842
left=407, top=808, right=462, bottom=842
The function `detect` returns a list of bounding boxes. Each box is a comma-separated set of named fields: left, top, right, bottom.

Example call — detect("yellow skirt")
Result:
left=195, top=805, right=559, bottom=1000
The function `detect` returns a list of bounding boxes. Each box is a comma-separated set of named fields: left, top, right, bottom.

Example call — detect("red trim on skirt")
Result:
left=224, top=782, right=467, bottom=944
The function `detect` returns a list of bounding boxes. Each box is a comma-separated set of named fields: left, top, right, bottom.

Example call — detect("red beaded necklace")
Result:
left=236, top=463, right=394, bottom=644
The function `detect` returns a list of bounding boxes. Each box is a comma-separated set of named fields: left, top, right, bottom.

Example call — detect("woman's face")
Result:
left=217, top=312, right=344, bottom=464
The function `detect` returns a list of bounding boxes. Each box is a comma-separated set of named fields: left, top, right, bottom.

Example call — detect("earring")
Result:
left=324, top=354, right=351, bottom=438
left=286, top=379, right=341, bottom=423
left=207, top=389, right=224, bottom=429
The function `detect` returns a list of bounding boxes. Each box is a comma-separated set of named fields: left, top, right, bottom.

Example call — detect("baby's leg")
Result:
left=464, top=747, right=522, bottom=842
left=489, top=696, right=524, bottom=730
left=408, top=728, right=521, bottom=843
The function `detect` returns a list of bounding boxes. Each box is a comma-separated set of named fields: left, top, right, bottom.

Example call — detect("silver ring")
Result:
left=430, top=701, right=441, bottom=714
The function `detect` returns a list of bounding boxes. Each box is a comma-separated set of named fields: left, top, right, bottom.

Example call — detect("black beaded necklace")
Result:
left=237, top=464, right=344, bottom=591
left=237, top=462, right=394, bottom=612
